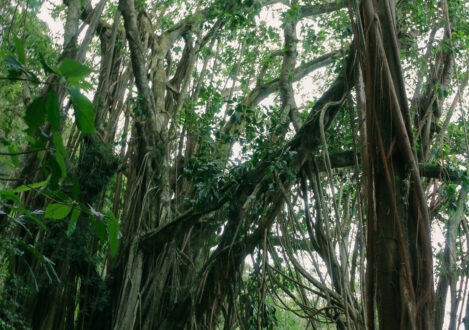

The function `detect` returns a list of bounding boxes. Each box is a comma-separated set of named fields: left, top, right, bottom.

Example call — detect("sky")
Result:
left=38, top=0, right=63, bottom=42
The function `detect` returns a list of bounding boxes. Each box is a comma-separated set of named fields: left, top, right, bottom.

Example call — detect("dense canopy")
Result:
left=0, top=0, right=468, bottom=329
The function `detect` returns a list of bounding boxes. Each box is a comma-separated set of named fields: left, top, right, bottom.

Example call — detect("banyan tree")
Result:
left=0, top=0, right=468, bottom=329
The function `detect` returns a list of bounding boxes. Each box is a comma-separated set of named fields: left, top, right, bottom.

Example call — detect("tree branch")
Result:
left=299, top=0, right=347, bottom=20
left=312, top=150, right=468, bottom=183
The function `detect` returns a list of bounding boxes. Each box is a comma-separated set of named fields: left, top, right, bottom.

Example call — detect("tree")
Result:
left=0, top=0, right=468, bottom=329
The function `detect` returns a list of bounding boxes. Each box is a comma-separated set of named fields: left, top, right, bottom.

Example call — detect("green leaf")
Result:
left=7, top=67, right=21, bottom=80
left=55, top=152, right=67, bottom=180
left=13, top=37, right=26, bottom=64
left=107, top=212, right=120, bottom=257
left=67, top=76, right=92, bottom=89
left=15, top=208, right=48, bottom=231
left=94, top=219, right=107, bottom=242
left=5, top=55, right=23, bottom=71
left=20, top=242, right=51, bottom=265
left=68, top=87, right=96, bottom=134
left=66, top=207, right=80, bottom=237
left=12, top=180, right=47, bottom=193
left=52, top=133, right=66, bottom=155
left=25, top=97, right=46, bottom=132
left=24, top=70, right=40, bottom=84
left=59, top=58, right=91, bottom=79
left=45, top=203, right=72, bottom=219
left=5, top=54, right=39, bottom=84
left=72, top=178, right=80, bottom=199
left=46, top=90, right=60, bottom=131
left=46, top=157, right=61, bottom=189
left=0, top=190, right=21, bottom=205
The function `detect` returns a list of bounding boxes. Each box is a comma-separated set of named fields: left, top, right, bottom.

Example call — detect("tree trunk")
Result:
left=358, top=0, right=434, bottom=328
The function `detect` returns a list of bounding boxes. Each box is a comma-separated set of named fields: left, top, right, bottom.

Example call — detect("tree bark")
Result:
left=358, top=0, right=434, bottom=328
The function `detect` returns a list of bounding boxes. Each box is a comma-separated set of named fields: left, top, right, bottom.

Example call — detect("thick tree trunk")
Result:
left=359, top=0, right=434, bottom=329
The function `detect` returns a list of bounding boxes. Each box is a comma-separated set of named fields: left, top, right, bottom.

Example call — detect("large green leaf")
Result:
left=45, top=203, right=72, bottom=219
left=46, top=156, right=62, bottom=189
left=72, top=178, right=80, bottom=199
left=0, top=190, right=21, bottom=205
left=94, top=219, right=107, bottom=242
left=59, top=58, right=91, bottom=79
left=66, top=207, right=81, bottom=237
left=12, top=180, right=47, bottom=193
left=5, top=55, right=23, bottom=71
left=46, top=90, right=60, bottom=131
left=5, top=54, right=39, bottom=83
left=55, top=151, right=67, bottom=180
left=25, top=96, right=46, bottom=132
left=68, top=87, right=96, bottom=134
left=52, top=132, right=66, bottom=155
left=106, top=212, right=120, bottom=257
left=13, top=37, right=26, bottom=64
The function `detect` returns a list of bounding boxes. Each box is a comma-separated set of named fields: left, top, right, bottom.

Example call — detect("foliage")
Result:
left=0, top=0, right=468, bottom=329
